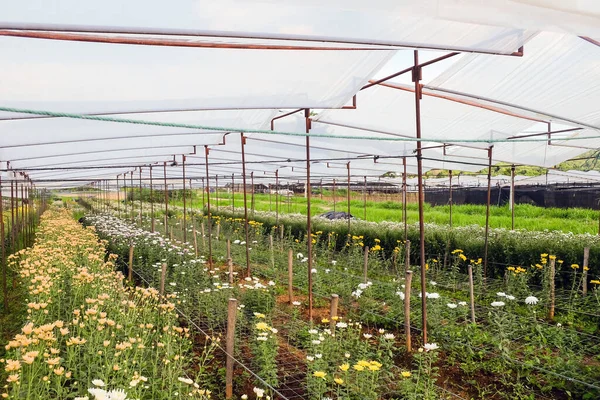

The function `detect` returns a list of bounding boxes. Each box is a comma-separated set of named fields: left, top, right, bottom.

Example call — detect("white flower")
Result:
left=427, top=292, right=440, bottom=299
left=524, top=296, right=539, bottom=305
left=241, top=396, right=248, bottom=400
left=253, top=387, right=265, bottom=398
left=506, top=295, right=515, bottom=301
left=178, top=377, right=194, bottom=385
left=351, top=289, right=362, bottom=299
left=363, top=333, right=372, bottom=339
left=306, top=356, right=314, bottom=361
left=308, top=329, right=318, bottom=334
left=301, top=258, right=309, bottom=263
left=92, top=379, right=106, bottom=387
left=423, top=342, right=439, bottom=351
left=108, top=389, right=128, bottom=400
left=75, top=397, right=89, bottom=400
left=311, top=268, right=317, bottom=274
left=233, top=240, right=241, bottom=244
left=384, top=333, right=395, bottom=340
left=491, top=301, right=505, bottom=307
left=88, top=388, right=108, bottom=400
left=331, top=260, right=337, bottom=265
left=315, top=353, right=322, bottom=359
left=556, top=323, right=562, bottom=327
left=458, top=301, right=467, bottom=306
left=336, top=322, right=348, bottom=328
left=447, top=303, right=458, bottom=309
left=396, top=291, right=405, bottom=301
left=169, top=282, right=176, bottom=286
left=296, top=253, right=304, bottom=259
left=240, top=241, right=246, bottom=245
left=496, top=292, right=506, bottom=297
left=268, top=281, right=275, bottom=286
left=430, top=281, right=437, bottom=286
left=312, top=339, right=321, bottom=345
left=325, top=269, right=330, bottom=273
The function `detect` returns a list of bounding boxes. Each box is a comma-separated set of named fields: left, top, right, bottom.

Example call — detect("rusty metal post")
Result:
left=231, top=173, right=235, bottom=213
left=305, top=109, right=314, bottom=321
left=1, top=174, right=6, bottom=310
left=510, top=165, right=515, bottom=230
left=163, top=162, right=169, bottom=235
left=215, top=175, right=219, bottom=212
left=240, top=133, right=251, bottom=277
left=333, top=178, right=336, bottom=212
left=413, top=50, right=428, bottom=344
left=201, top=177, right=205, bottom=208
left=483, top=146, right=493, bottom=281
left=139, top=168, right=143, bottom=226
left=346, top=162, right=351, bottom=233
left=129, top=171, right=134, bottom=223
left=363, top=175, right=367, bottom=221
left=251, top=172, right=255, bottom=214
left=275, top=170, right=279, bottom=225
left=182, top=155, right=187, bottom=243
left=204, top=146, right=213, bottom=267
left=116, top=174, right=121, bottom=219
left=149, top=166, right=155, bottom=232
left=448, top=170, right=453, bottom=227
left=403, top=157, right=408, bottom=242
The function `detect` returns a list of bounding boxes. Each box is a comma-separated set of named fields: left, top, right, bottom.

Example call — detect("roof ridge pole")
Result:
left=204, top=147, right=213, bottom=267
left=413, top=50, right=428, bottom=345
left=182, top=155, right=187, bottom=243
left=483, top=146, right=494, bottom=285
left=347, top=162, right=351, bottom=233
left=305, top=108, right=313, bottom=322
left=240, top=133, right=251, bottom=277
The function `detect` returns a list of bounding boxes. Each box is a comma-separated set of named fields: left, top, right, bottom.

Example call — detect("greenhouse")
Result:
left=1, top=1, right=600, bottom=399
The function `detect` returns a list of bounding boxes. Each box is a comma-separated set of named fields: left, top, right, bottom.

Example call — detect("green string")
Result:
left=1, top=105, right=598, bottom=144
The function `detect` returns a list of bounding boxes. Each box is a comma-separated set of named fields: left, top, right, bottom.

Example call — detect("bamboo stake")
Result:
left=288, top=249, right=294, bottom=303
left=404, top=240, right=411, bottom=273
left=128, top=244, right=134, bottom=283
left=583, top=247, right=589, bottom=296
left=404, top=270, right=413, bottom=352
left=329, top=294, right=339, bottom=330
left=226, top=239, right=231, bottom=261
left=193, top=226, right=198, bottom=258
left=269, top=234, right=275, bottom=270
left=363, top=246, right=369, bottom=283
left=468, top=265, right=476, bottom=324
left=159, top=262, right=167, bottom=299
left=225, top=298, right=238, bottom=399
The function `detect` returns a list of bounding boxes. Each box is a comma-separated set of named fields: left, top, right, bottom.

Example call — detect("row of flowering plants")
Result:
left=1, top=208, right=210, bottom=400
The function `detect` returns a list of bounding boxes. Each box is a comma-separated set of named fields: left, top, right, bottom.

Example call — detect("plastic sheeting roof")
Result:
left=1, top=1, right=600, bottom=189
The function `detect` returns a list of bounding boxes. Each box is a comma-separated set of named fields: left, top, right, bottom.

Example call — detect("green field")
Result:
left=172, top=190, right=600, bottom=234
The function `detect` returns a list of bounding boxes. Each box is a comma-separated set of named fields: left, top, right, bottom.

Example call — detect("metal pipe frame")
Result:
left=305, top=108, right=314, bottom=321
left=240, top=133, right=252, bottom=277
left=204, top=146, right=213, bottom=267
left=182, top=155, right=187, bottom=243
left=483, top=146, right=494, bottom=280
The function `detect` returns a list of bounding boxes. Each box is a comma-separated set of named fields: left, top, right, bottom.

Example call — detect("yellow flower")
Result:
left=7, top=374, right=19, bottom=383
left=339, top=363, right=349, bottom=372
left=401, top=371, right=411, bottom=378
left=357, top=360, right=370, bottom=367
left=590, top=280, right=600, bottom=285
left=113, top=364, right=121, bottom=371
left=571, top=264, right=580, bottom=270
left=255, top=322, right=269, bottom=331
left=334, top=378, right=344, bottom=385
left=353, top=364, right=365, bottom=371
left=459, top=254, right=467, bottom=262
left=321, top=318, right=329, bottom=323
left=313, top=371, right=326, bottom=380
left=53, top=367, right=65, bottom=376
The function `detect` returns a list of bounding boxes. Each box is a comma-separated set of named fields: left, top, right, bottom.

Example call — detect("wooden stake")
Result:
left=404, top=270, right=413, bottom=352
left=128, top=244, right=134, bottom=283
left=329, top=294, right=339, bottom=330
left=201, top=221, right=206, bottom=248
left=225, top=298, right=238, bottom=399
left=468, top=265, right=476, bottom=324
left=193, top=226, right=198, bottom=258
left=216, top=224, right=220, bottom=240
left=288, top=249, right=294, bottom=303
left=226, top=239, right=231, bottom=261
left=549, top=257, right=556, bottom=320
left=160, top=262, right=167, bottom=299
left=269, top=234, right=275, bottom=270
left=228, top=258, right=234, bottom=284
left=169, top=226, right=173, bottom=241
left=583, top=247, right=589, bottom=296
left=363, top=246, right=369, bottom=284
left=280, top=224, right=284, bottom=241
left=404, top=240, right=411, bottom=273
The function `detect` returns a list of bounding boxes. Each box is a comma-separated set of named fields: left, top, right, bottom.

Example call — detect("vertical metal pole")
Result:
left=448, top=170, right=453, bottom=227
left=483, top=146, right=493, bottom=281
left=363, top=175, right=367, bottom=221
left=231, top=173, right=235, bottom=213
left=164, top=162, right=168, bottom=235
left=139, top=168, right=143, bottom=226
left=240, top=133, right=251, bottom=277
left=204, top=146, right=213, bottom=266
left=511, top=165, right=515, bottom=230
left=403, top=157, right=408, bottom=243
left=201, top=177, right=205, bottom=208
left=215, top=175, right=219, bottom=212
left=251, top=172, right=255, bottom=214
left=130, top=171, right=134, bottom=223
left=10, top=179, right=14, bottom=251
left=150, top=166, right=155, bottom=232
left=182, top=155, right=187, bottom=243
left=347, top=162, right=351, bottom=233
left=333, top=178, right=337, bottom=212
left=275, top=170, right=279, bottom=225
left=1, top=174, right=6, bottom=310
left=116, top=174, right=121, bottom=219
left=413, top=50, right=428, bottom=344
left=20, top=184, right=24, bottom=248
left=305, top=109, right=313, bottom=321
